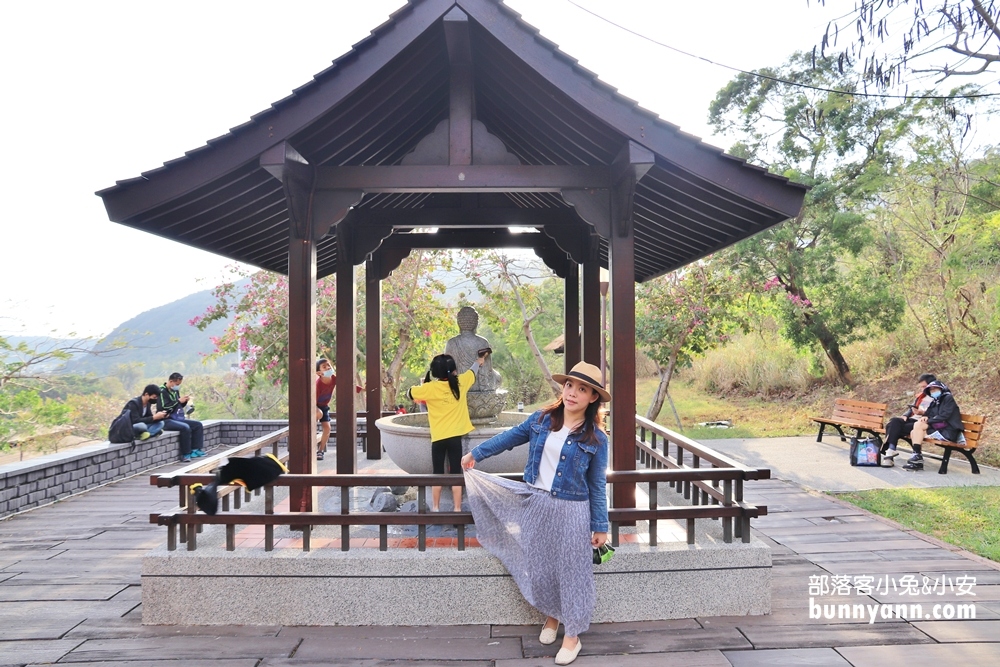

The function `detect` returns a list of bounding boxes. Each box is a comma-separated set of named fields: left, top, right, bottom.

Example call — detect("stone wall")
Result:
left=0, top=421, right=287, bottom=519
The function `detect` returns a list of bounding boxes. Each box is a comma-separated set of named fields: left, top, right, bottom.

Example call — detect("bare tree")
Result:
left=815, top=0, right=1000, bottom=89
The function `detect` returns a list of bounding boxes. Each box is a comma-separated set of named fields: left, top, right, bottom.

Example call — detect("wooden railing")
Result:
left=155, top=427, right=288, bottom=544
left=632, top=416, right=770, bottom=543
left=149, top=416, right=769, bottom=553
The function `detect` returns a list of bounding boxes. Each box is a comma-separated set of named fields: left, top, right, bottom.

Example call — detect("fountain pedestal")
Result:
left=377, top=412, right=530, bottom=474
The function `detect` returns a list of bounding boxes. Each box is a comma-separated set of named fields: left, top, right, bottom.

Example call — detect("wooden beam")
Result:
left=351, top=223, right=393, bottom=264
left=261, top=142, right=361, bottom=241
left=365, top=256, right=382, bottom=460
left=287, top=223, right=317, bottom=514
left=581, top=245, right=601, bottom=368
left=444, top=6, right=473, bottom=166
left=608, top=142, right=648, bottom=517
left=533, top=244, right=572, bottom=279
left=379, top=229, right=547, bottom=251
left=346, top=207, right=581, bottom=228
left=561, top=188, right=611, bottom=239
left=315, top=165, right=608, bottom=192
left=336, top=223, right=358, bottom=475
left=611, top=141, right=654, bottom=238
left=98, top=0, right=457, bottom=224
left=564, top=261, right=581, bottom=371
left=374, top=246, right=411, bottom=280
left=543, top=223, right=588, bottom=263
left=460, top=0, right=807, bottom=218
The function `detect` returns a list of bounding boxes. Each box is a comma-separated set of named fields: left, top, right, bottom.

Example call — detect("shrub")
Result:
left=687, top=330, right=814, bottom=396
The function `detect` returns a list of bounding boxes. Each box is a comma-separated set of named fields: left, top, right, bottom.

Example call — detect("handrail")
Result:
left=634, top=415, right=752, bottom=471
left=149, top=468, right=765, bottom=553
left=153, top=427, right=289, bottom=487
left=148, top=419, right=771, bottom=555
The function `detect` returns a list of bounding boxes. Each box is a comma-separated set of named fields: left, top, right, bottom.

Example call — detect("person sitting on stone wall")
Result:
left=123, top=384, right=166, bottom=443
left=160, top=372, right=205, bottom=463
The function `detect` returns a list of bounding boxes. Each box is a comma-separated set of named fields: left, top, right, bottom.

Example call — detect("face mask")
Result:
left=929, top=390, right=942, bottom=399
left=171, top=384, right=181, bottom=391
left=323, top=369, right=334, bottom=378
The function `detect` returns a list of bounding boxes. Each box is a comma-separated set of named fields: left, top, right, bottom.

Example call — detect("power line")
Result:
left=562, top=0, right=1000, bottom=100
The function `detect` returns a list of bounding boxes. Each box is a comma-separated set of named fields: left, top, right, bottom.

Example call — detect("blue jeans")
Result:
left=133, top=421, right=164, bottom=438
left=163, top=418, right=204, bottom=456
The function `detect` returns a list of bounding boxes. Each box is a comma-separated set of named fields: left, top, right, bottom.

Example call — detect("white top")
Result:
left=530, top=425, right=571, bottom=492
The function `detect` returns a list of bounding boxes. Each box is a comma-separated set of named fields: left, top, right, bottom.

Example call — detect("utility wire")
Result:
left=562, top=0, right=1000, bottom=100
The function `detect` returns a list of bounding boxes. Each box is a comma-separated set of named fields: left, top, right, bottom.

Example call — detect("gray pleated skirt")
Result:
left=464, top=468, right=596, bottom=636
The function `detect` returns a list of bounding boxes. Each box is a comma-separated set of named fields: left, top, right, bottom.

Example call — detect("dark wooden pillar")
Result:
left=608, top=141, right=653, bottom=515
left=287, top=231, right=317, bottom=513
left=365, top=255, right=382, bottom=460
left=564, top=261, right=580, bottom=371
left=336, top=222, right=358, bottom=475
left=608, top=222, right=636, bottom=514
left=582, top=250, right=601, bottom=367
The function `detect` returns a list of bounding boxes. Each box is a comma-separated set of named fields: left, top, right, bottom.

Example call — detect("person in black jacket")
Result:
left=125, top=384, right=166, bottom=441
left=903, top=380, right=965, bottom=471
left=160, top=372, right=205, bottom=462
left=882, top=373, right=937, bottom=464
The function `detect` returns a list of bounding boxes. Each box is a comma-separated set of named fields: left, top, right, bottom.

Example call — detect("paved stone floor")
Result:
left=2, top=444, right=1000, bottom=666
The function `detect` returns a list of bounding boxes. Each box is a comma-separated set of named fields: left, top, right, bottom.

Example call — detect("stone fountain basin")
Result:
left=377, top=412, right=531, bottom=474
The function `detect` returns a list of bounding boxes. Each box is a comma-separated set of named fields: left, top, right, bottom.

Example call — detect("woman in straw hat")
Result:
left=461, top=361, right=610, bottom=666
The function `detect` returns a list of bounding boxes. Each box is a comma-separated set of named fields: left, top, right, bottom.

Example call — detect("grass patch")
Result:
left=835, top=487, right=1000, bottom=563
left=636, top=377, right=814, bottom=437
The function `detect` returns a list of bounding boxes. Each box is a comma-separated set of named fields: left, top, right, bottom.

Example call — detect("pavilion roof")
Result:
left=97, top=0, right=805, bottom=282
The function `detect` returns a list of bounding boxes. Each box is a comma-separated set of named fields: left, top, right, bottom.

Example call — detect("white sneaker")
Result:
left=883, top=449, right=899, bottom=459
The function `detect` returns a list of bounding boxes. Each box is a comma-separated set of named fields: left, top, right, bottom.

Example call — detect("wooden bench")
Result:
left=813, top=398, right=888, bottom=446
left=902, top=413, right=987, bottom=475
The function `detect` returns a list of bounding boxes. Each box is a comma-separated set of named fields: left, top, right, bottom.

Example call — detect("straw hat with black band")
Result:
left=551, top=362, right=611, bottom=403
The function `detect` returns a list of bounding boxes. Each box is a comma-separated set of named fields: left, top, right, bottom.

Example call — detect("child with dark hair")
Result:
left=407, top=350, right=489, bottom=512
left=314, top=358, right=363, bottom=461
left=315, top=359, right=336, bottom=461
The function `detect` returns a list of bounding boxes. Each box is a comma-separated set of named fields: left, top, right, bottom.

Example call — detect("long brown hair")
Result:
left=540, top=392, right=606, bottom=445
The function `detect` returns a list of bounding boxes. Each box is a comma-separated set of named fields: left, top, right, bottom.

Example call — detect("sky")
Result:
left=0, top=0, right=901, bottom=338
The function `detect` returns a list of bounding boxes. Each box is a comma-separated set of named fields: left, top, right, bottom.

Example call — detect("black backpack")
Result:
left=108, top=409, right=135, bottom=444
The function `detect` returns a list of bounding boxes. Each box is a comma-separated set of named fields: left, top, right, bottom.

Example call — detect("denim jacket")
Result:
left=471, top=411, right=609, bottom=533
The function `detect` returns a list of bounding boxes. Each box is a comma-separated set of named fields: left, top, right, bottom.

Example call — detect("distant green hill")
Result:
left=62, top=285, right=241, bottom=378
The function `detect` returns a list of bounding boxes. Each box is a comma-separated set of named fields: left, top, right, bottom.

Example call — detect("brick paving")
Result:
left=2, top=452, right=999, bottom=665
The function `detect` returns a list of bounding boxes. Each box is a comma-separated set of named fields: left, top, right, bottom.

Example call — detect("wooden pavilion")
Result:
left=98, top=0, right=805, bottom=515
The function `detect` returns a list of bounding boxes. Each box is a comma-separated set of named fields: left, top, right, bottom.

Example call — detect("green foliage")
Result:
left=687, top=328, right=816, bottom=397
left=635, top=261, right=746, bottom=420
left=194, top=254, right=454, bottom=410
left=180, top=373, right=287, bottom=420
left=636, top=262, right=742, bottom=372
left=1, top=335, right=99, bottom=444
left=870, top=94, right=1000, bottom=354
left=455, top=251, right=565, bottom=406
left=711, top=52, right=909, bottom=384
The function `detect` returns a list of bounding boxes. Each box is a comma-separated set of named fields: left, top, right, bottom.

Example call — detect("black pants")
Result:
left=163, top=418, right=204, bottom=455
left=431, top=435, right=464, bottom=475
left=884, top=417, right=921, bottom=455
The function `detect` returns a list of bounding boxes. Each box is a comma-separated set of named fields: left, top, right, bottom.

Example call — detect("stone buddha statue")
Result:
left=444, top=306, right=506, bottom=422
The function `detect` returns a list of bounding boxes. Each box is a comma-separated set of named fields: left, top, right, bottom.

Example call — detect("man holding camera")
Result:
left=160, top=372, right=205, bottom=462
